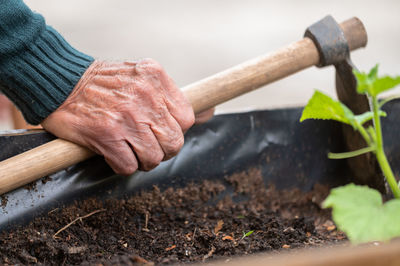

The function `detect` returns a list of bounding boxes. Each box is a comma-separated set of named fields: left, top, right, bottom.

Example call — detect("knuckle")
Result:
left=139, top=58, right=156, bottom=64
left=139, top=58, right=163, bottom=74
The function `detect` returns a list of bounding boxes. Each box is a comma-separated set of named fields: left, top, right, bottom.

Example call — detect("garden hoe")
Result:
left=0, top=15, right=373, bottom=196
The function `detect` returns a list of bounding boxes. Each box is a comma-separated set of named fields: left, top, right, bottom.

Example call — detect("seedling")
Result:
left=241, top=230, right=254, bottom=240
left=300, top=65, right=400, bottom=244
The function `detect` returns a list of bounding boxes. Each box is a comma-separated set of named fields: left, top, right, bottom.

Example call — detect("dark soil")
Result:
left=0, top=194, right=7, bottom=209
left=0, top=168, right=345, bottom=265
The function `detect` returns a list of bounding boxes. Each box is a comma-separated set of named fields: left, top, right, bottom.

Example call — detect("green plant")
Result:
left=241, top=230, right=254, bottom=240
left=300, top=65, right=400, bottom=244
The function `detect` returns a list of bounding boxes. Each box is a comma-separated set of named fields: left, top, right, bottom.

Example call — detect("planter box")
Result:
left=1, top=102, right=400, bottom=264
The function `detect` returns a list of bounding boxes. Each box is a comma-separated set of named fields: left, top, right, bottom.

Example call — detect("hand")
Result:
left=42, top=59, right=198, bottom=175
left=0, top=94, right=12, bottom=120
left=195, top=108, right=215, bottom=124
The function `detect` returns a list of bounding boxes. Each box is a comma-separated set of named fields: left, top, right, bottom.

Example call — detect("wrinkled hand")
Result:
left=42, top=59, right=212, bottom=175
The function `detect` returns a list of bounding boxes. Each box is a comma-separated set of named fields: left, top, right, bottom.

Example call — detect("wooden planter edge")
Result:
left=202, top=240, right=400, bottom=266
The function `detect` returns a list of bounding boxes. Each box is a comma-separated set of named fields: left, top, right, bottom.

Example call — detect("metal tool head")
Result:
left=304, top=15, right=350, bottom=67
left=305, top=16, right=385, bottom=192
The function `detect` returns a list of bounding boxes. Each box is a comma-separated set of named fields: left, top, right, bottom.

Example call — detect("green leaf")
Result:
left=242, top=230, right=254, bottom=239
left=354, top=70, right=371, bottom=95
left=300, top=90, right=356, bottom=126
left=368, top=64, right=379, bottom=80
left=323, top=184, right=400, bottom=244
left=354, top=65, right=400, bottom=97
left=373, top=76, right=400, bottom=96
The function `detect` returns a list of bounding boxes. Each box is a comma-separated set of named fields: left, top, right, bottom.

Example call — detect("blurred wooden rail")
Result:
left=205, top=240, right=400, bottom=266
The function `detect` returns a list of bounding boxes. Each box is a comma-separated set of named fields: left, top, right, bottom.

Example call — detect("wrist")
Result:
left=0, top=26, right=94, bottom=125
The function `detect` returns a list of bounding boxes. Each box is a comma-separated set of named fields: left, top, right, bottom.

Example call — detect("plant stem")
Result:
left=372, top=97, right=383, bottom=150
left=328, top=146, right=374, bottom=159
left=376, top=150, right=400, bottom=198
left=372, top=96, right=400, bottom=198
left=356, top=123, right=372, bottom=146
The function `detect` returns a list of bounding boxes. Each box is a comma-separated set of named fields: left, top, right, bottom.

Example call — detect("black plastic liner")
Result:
left=2, top=101, right=400, bottom=232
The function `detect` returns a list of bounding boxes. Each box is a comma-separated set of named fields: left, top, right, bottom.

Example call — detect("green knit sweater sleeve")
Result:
left=0, top=0, right=94, bottom=125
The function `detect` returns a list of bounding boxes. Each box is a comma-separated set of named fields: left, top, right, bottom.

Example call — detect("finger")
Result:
left=125, top=124, right=165, bottom=171
left=149, top=112, right=185, bottom=160
left=95, top=140, right=139, bottom=176
left=195, top=108, right=215, bottom=124
left=162, top=76, right=195, bottom=133
left=125, top=107, right=183, bottom=161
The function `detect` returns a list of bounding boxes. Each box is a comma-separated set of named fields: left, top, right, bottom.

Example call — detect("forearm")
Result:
left=0, top=0, right=94, bottom=125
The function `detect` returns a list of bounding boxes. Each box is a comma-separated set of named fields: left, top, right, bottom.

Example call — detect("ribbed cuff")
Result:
left=0, top=26, right=94, bottom=125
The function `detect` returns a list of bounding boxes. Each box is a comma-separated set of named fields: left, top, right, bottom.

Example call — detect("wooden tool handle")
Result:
left=0, top=140, right=94, bottom=194
left=0, top=17, right=367, bottom=195
left=183, top=17, right=367, bottom=113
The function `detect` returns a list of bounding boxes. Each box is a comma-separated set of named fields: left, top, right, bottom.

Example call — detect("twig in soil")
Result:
left=202, top=246, right=216, bottom=261
left=53, top=209, right=106, bottom=238
left=191, top=227, right=197, bottom=246
left=48, top=208, right=59, bottom=214
left=165, top=244, right=176, bottom=251
left=142, top=211, right=150, bottom=232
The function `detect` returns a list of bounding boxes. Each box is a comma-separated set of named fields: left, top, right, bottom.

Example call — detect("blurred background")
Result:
left=1, top=0, right=400, bottom=129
